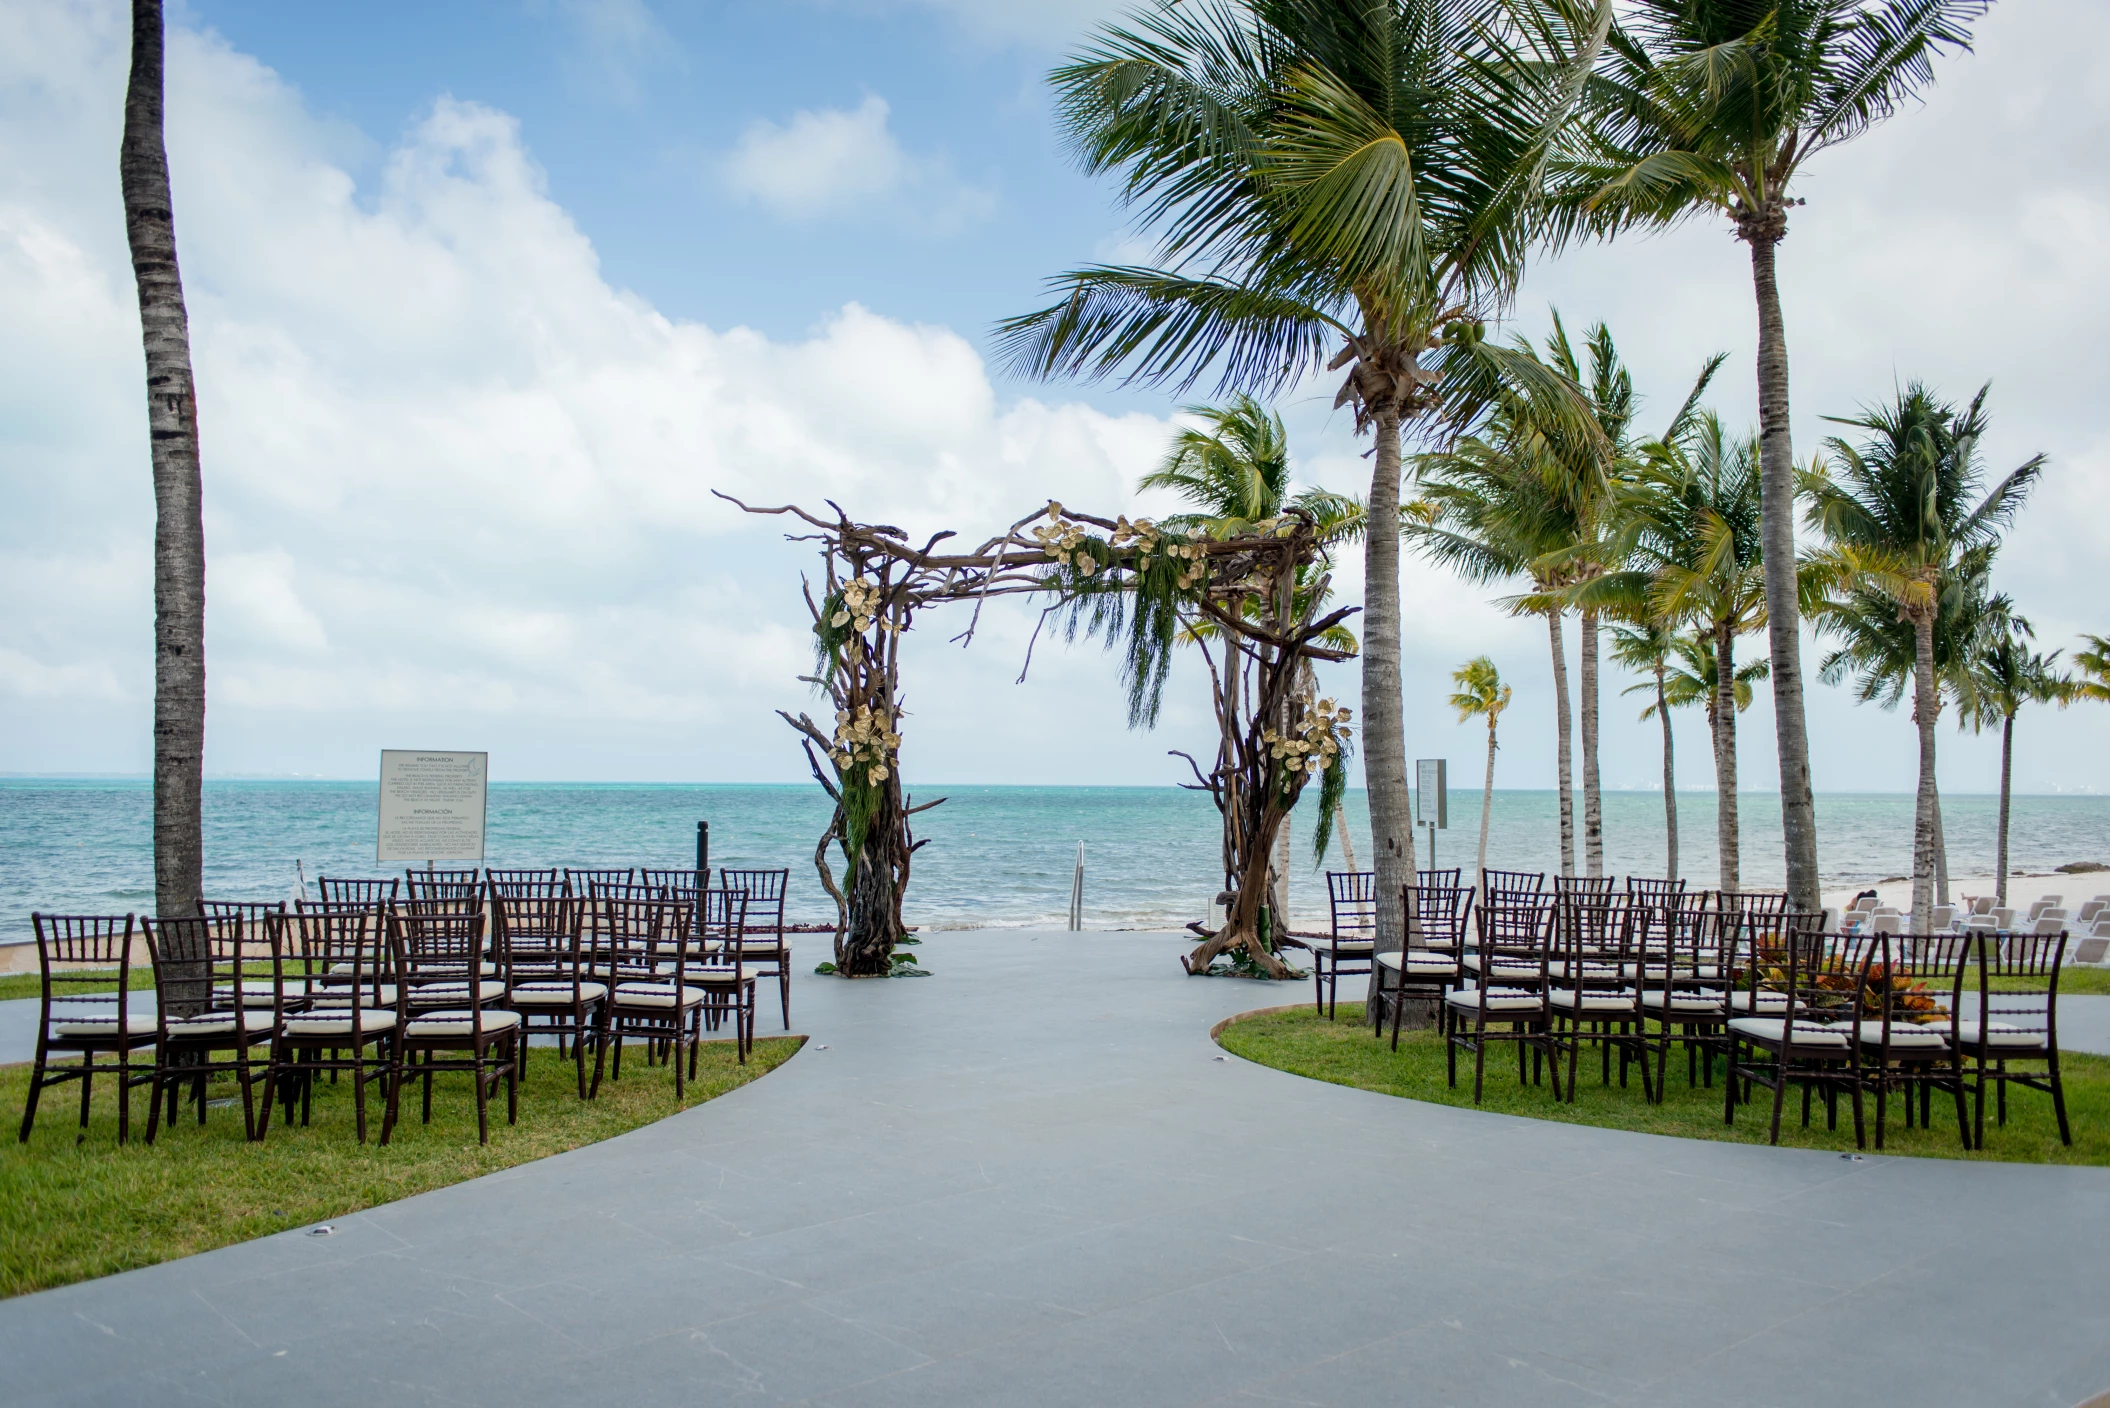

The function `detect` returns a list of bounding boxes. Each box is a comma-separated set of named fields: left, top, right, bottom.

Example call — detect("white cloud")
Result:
left=721, top=93, right=995, bottom=231
left=548, top=0, right=678, bottom=104
left=0, top=6, right=1169, bottom=781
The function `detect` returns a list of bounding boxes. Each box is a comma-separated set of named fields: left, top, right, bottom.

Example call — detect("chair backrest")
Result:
left=1476, top=894, right=1554, bottom=966
left=567, top=867, right=636, bottom=898
left=1960, top=928, right=2065, bottom=1056
left=717, top=869, right=788, bottom=929
left=1404, top=883, right=1473, bottom=949
left=597, top=894, right=670, bottom=980
left=1554, top=889, right=1634, bottom=978
left=697, top=889, right=750, bottom=969
left=1726, top=890, right=1790, bottom=919
left=492, top=878, right=575, bottom=969
left=143, top=912, right=279, bottom=1036
left=391, top=901, right=489, bottom=1001
left=295, top=900, right=390, bottom=1001
left=1871, top=912, right=1901, bottom=934
left=1553, top=874, right=1617, bottom=899
left=2034, top=914, right=2066, bottom=936
left=1481, top=869, right=1545, bottom=901
left=1626, top=876, right=1687, bottom=902
left=198, top=898, right=286, bottom=927
left=1730, top=910, right=1847, bottom=1031
left=643, top=867, right=711, bottom=896
left=2078, top=899, right=2108, bottom=924
left=1416, top=867, right=1462, bottom=891
left=1929, top=904, right=1956, bottom=931
left=30, top=913, right=141, bottom=1039
left=317, top=875, right=399, bottom=905
left=404, top=869, right=482, bottom=905
left=1969, top=895, right=1995, bottom=916
left=1326, top=871, right=1377, bottom=939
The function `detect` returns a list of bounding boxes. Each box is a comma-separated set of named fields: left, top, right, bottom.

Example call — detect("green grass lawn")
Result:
left=0, top=1035, right=801, bottom=1298
left=1218, top=1003, right=2105, bottom=1166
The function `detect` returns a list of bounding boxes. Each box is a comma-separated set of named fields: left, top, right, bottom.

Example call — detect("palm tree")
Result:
left=1586, top=415, right=1770, bottom=890
left=1449, top=657, right=1512, bottom=893
left=1813, top=546, right=2003, bottom=903
left=124, top=0, right=207, bottom=921
left=1531, top=316, right=1635, bottom=878
left=998, top=0, right=1609, bottom=960
left=1620, top=630, right=1767, bottom=887
left=1413, top=413, right=1585, bottom=875
left=1962, top=606, right=2068, bottom=907
left=1554, top=0, right=1988, bottom=912
left=1807, top=383, right=2044, bottom=932
left=2072, top=635, right=2110, bottom=703
left=1608, top=621, right=1678, bottom=878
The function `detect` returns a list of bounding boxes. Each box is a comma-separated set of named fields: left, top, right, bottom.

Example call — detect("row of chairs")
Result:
left=1323, top=874, right=2068, bottom=1151
left=307, top=865, right=796, bottom=1030
left=18, top=881, right=768, bottom=1147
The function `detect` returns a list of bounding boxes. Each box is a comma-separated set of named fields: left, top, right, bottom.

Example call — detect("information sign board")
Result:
left=377, top=750, right=488, bottom=863
left=1415, top=758, right=1447, bottom=829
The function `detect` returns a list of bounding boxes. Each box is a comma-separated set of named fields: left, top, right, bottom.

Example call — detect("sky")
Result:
left=1, top=0, right=2107, bottom=797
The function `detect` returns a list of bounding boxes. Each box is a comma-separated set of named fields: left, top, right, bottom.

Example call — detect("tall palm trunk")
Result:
left=1655, top=660, right=1677, bottom=880
left=1996, top=708, right=2015, bottom=906
left=1579, top=609, right=1603, bottom=876
left=1746, top=228, right=1821, bottom=911
left=1476, top=713, right=1497, bottom=888
left=1547, top=611, right=1575, bottom=876
left=1362, top=403, right=1420, bottom=1022
left=1909, top=612, right=1939, bottom=935
left=1713, top=622, right=1739, bottom=893
left=1932, top=783, right=1949, bottom=907
left=124, top=0, right=207, bottom=921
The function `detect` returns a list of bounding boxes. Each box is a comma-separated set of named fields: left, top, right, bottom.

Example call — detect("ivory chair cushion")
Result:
left=403, top=1009, right=523, bottom=1037
left=1444, top=986, right=1542, bottom=1013
left=510, top=981, right=609, bottom=1005
left=612, top=982, right=705, bottom=1009
left=1726, top=990, right=1791, bottom=1014
left=1858, top=1024, right=1949, bottom=1050
left=1727, top=1017, right=1849, bottom=1050
left=1954, top=1021, right=2048, bottom=1051
left=1377, top=951, right=1457, bottom=974
left=283, top=1008, right=395, bottom=1038
left=406, top=980, right=506, bottom=1005
left=1547, top=987, right=1640, bottom=1012
left=1639, top=989, right=1723, bottom=1014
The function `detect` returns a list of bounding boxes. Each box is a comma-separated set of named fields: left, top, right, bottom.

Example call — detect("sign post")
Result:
left=1414, top=758, right=1447, bottom=872
left=377, top=751, right=489, bottom=866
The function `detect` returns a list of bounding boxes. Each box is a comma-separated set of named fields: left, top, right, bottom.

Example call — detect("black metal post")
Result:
left=696, top=820, right=710, bottom=885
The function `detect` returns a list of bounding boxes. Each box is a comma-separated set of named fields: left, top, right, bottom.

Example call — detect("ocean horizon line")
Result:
left=1, top=774, right=2103, bottom=801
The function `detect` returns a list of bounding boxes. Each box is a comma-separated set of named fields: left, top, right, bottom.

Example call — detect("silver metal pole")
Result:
left=1068, top=843, right=1085, bottom=931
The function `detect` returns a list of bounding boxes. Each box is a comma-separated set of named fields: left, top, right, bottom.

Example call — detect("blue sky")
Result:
left=3, top=0, right=2108, bottom=803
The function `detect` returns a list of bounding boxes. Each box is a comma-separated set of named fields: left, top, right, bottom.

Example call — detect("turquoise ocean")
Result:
left=4, top=779, right=2108, bottom=935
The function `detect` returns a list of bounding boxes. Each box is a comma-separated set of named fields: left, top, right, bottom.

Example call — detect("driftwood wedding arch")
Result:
left=720, top=492, right=1359, bottom=980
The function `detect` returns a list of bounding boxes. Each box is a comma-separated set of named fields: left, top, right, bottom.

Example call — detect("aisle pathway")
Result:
left=2, top=931, right=2105, bottom=1407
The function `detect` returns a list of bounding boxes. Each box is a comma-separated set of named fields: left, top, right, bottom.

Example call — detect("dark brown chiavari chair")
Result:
left=1957, top=929, right=2071, bottom=1147
left=1309, top=872, right=1376, bottom=1019
left=1379, top=883, right=1472, bottom=1050
left=382, top=902, right=517, bottom=1144
left=1723, top=911, right=1864, bottom=1145
left=274, top=902, right=395, bottom=1141
left=1445, top=894, right=1557, bottom=1103
left=1855, top=931, right=1972, bottom=1149
left=603, top=894, right=710, bottom=1094
left=496, top=877, right=606, bottom=1099
left=1546, top=890, right=1648, bottom=1102
left=18, top=913, right=149, bottom=1144
left=139, top=914, right=276, bottom=1142
left=317, top=875, right=399, bottom=906
left=718, top=868, right=792, bottom=1029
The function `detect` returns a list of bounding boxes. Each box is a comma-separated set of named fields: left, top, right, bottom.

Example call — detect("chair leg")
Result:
left=79, top=1061, right=96, bottom=1143
left=378, top=1046, right=402, bottom=1146
left=472, top=1045, right=491, bottom=1145
left=507, top=1034, right=520, bottom=1125
left=589, top=1010, right=608, bottom=1099
left=1768, top=1065, right=1788, bottom=1145
left=2050, top=1056, right=2072, bottom=1145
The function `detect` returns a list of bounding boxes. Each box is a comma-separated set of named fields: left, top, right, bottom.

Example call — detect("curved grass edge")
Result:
left=1214, top=1002, right=2110, bottom=1167
left=0, top=1034, right=805, bottom=1297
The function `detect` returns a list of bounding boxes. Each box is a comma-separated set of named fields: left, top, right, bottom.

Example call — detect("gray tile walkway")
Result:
left=1, top=929, right=2104, bottom=1407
